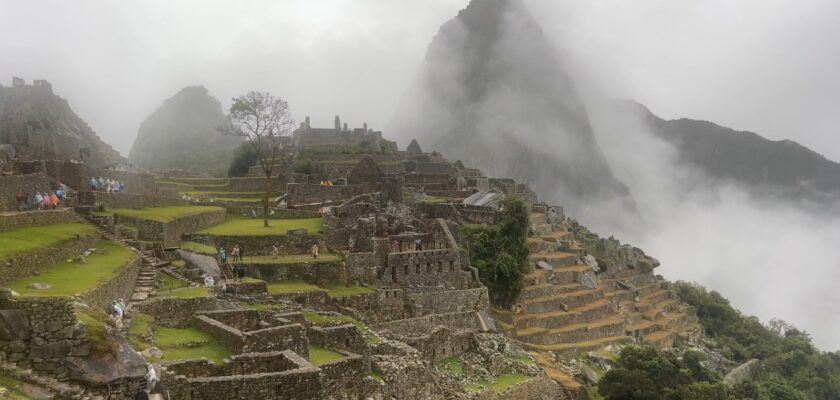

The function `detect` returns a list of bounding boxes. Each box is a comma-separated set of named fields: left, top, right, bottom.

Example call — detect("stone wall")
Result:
left=78, top=254, right=141, bottom=311
left=163, top=351, right=323, bottom=400
left=380, top=249, right=476, bottom=289
left=78, top=192, right=187, bottom=209
left=114, top=208, right=225, bottom=246
left=286, top=183, right=368, bottom=205
left=405, top=288, right=490, bottom=318
left=0, top=296, right=89, bottom=379
left=193, top=310, right=309, bottom=357
left=470, top=376, right=566, bottom=400
left=373, top=311, right=482, bottom=337
left=0, top=208, right=75, bottom=233
left=318, top=351, right=369, bottom=397
left=415, top=203, right=499, bottom=225
left=0, top=173, right=55, bottom=211
left=403, top=327, right=472, bottom=363
left=136, top=297, right=230, bottom=328
left=43, top=161, right=159, bottom=195
left=225, top=176, right=287, bottom=193
left=0, top=232, right=99, bottom=286
left=244, top=261, right=342, bottom=286
left=307, top=324, right=367, bottom=356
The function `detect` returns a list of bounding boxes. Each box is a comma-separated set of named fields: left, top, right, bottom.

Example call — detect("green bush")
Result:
left=461, top=198, right=529, bottom=307
left=228, top=142, right=258, bottom=177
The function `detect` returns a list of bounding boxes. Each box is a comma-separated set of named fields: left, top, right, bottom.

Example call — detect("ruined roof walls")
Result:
left=0, top=78, right=125, bottom=168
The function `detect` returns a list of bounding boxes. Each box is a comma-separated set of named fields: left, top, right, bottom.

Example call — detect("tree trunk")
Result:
left=263, top=173, right=271, bottom=227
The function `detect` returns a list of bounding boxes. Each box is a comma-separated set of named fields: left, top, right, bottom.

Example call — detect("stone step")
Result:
left=522, top=288, right=604, bottom=314
left=530, top=251, right=578, bottom=268
left=131, top=292, right=149, bottom=302
left=524, top=335, right=634, bottom=356
left=530, top=315, right=626, bottom=344
left=518, top=282, right=583, bottom=301
left=513, top=298, right=615, bottom=329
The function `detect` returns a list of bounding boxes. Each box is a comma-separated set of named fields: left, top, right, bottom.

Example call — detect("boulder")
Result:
left=26, top=283, right=51, bottom=290
left=0, top=310, right=30, bottom=340
left=724, top=359, right=762, bottom=388
left=30, top=340, right=72, bottom=359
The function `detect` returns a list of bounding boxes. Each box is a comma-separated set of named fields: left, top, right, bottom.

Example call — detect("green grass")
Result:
left=369, top=371, right=385, bottom=382
left=470, top=374, right=533, bottom=392
left=308, top=345, right=344, bottom=365
left=157, top=286, right=208, bottom=298
left=0, top=375, right=36, bottom=400
left=245, top=253, right=341, bottom=264
left=266, top=280, right=322, bottom=295
left=324, top=284, right=375, bottom=298
left=171, top=259, right=186, bottom=267
left=154, top=326, right=230, bottom=364
left=180, top=191, right=267, bottom=197
left=8, top=241, right=135, bottom=297
left=76, top=308, right=113, bottom=357
left=158, top=272, right=188, bottom=291
left=110, top=206, right=224, bottom=222
left=505, top=355, right=537, bottom=366
left=0, top=223, right=95, bottom=261
left=128, top=313, right=154, bottom=350
left=199, top=218, right=323, bottom=236
left=181, top=241, right=217, bottom=255
left=302, top=311, right=380, bottom=344
left=92, top=211, right=113, bottom=218
left=438, top=357, right=463, bottom=375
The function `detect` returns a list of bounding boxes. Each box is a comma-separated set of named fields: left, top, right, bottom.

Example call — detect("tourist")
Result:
left=134, top=388, right=150, bottom=400
left=271, top=244, right=280, bottom=259
left=90, top=177, right=97, bottom=190
left=42, top=193, right=51, bottom=209
left=50, top=192, right=59, bottom=209
left=250, top=208, right=257, bottom=219
left=119, top=180, right=126, bottom=192
left=347, top=237, right=355, bottom=252
left=239, top=245, right=245, bottom=262
left=218, top=247, right=227, bottom=265
left=204, top=275, right=215, bottom=287
left=98, top=176, right=105, bottom=191
left=14, top=191, right=23, bottom=211
left=118, top=298, right=126, bottom=316
left=56, top=186, right=65, bottom=202
left=415, top=238, right=422, bottom=251
left=145, top=363, right=157, bottom=392
left=311, top=243, right=319, bottom=259
left=392, top=240, right=399, bottom=253
left=22, top=193, right=30, bottom=211
left=34, top=192, right=43, bottom=210
left=231, top=245, right=240, bottom=263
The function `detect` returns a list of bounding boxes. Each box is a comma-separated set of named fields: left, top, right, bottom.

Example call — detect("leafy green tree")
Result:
left=599, top=369, right=662, bottom=400
left=228, top=142, right=258, bottom=177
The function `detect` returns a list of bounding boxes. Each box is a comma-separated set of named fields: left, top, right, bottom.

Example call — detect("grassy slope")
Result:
left=0, top=222, right=95, bottom=261
left=199, top=218, right=323, bottom=236
left=9, top=241, right=134, bottom=297
left=308, top=345, right=344, bottom=365
left=181, top=241, right=217, bottom=255
left=110, top=206, right=224, bottom=222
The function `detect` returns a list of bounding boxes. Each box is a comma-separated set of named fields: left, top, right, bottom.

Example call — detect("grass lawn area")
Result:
left=128, top=313, right=154, bottom=349
left=324, top=284, right=375, bottom=298
left=158, top=272, right=188, bottom=291
left=0, top=222, right=95, bottom=261
left=438, top=357, right=463, bottom=375
left=155, top=326, right=230, bottom=364
left=266, top=279, right=322, bottom=295
left=156, top=286, right=208, bottom=299
left=8, top=241, right=134, bottom=297
left=181, top=241, right=217, bottom=255
left=308, top=345, right=344, bottom=365
left=180, top=191, right=267, bottom=197
left=76, top=308, right=113, bottom=357
left=469, top=374, right=533, bottom=392
left=110, top=206, right=224, bottom=222
left=200, top=218, right=323, bottom=236
left=246, top=253, right=341, bottom=264
left=505, top=355, right=536, bottom=366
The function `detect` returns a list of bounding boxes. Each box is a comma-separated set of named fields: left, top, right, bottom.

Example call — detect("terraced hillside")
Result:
left=495, top=209, right=703, bottom=355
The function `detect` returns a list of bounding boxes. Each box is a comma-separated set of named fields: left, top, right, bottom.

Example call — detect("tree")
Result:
left=228, top=142, right=258, bottom=177
left=219, top=91, right=295, bottom=227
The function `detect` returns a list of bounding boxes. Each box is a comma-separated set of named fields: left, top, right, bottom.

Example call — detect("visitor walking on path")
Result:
left=218, top=247, right=227, bottom=266
left=50, top=192, right=59, bottom=208
left=311, top=243, right=319, bottom=259
left=231, top=245, right=240, bottom=263
left=145, top=363, right=157, bottom=392
left=34, top=193, right=43, bottom=210
left=271, top=244, right=280, bottom=259
left=15, top=191, right=23, bottom=211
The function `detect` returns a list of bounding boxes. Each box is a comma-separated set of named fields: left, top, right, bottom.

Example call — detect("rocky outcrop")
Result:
left=129, top=86, right=242, bottom=174
left=392, top=0, right=633, bottom=216
left=0, top=77, right=124, bottom=167
left=723, top=359, right=762, bottom=388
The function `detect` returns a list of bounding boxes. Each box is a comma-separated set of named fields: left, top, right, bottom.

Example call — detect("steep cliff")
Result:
left=0, top=77, right=124, bottom=167
left=129, top=86, right=241, bottom=175
left=392, top=0, right=633, bottom=216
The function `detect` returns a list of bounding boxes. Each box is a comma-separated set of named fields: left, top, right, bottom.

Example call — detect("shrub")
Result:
left=228, top=142, right=258, bottom=177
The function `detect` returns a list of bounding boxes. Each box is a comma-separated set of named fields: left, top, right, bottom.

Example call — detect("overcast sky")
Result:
left=1, top=0, right=838, bottom=161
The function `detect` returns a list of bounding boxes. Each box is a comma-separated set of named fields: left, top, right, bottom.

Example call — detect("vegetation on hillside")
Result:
left=672, top=281, right=840, bottom=400
left=228, top=142, right=259, bottom=177
left=460, top=198, right=530, bottom=307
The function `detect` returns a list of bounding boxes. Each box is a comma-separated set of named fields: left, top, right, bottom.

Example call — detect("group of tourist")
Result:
left=14, top=186, right=66, bottom=211
left=391, top=238, right=424, bottom=253
left=108, top=298, right=127, bottom=330
left=319, top=180, right=336, bottom=186
left=89, top=176, right=126, bottom=193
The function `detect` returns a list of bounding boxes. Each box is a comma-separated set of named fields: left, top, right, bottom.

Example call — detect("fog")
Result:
left=2, top=0, right=839, bottom=349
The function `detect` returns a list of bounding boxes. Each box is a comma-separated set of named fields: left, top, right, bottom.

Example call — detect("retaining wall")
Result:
left=0, top=232, right=99, bottom=286
left=114, top=209, right=225, bottom=246
left=0, top=208, right=75, bottom=233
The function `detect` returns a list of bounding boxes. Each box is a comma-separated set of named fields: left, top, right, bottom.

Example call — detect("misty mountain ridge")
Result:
left=392, top=0, right=635, bottom=220
left=129, top=85, right=241, bottom=175
left=624, top=101, right=840, bottom=210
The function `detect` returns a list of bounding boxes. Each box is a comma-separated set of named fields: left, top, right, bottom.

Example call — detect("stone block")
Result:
left=30, top=340, right=72, bottom=359
left=0, top=310, right=30, bottom=341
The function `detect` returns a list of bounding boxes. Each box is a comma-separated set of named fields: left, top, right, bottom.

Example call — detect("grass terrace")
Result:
left=302, top=310, right=381, bottom=344
left=0, top=222, right=95, bottom=261
left=308, top=345, right=344, bottom=366
left=0, top=374, right=37, bottom=400
left=8, top=241, right=135, bottom=297
left=244, top=253, right=341, bottom=264
left=465, top=374, right=533, bottom=393
left=158, top=271, right=189, bottom=291
left=324, top=284, right=375, bottom=298
left=180, top=241, right=217, bottom=255
left=128, top=313, right=230, bottom=364
left=199, top=217, right=323, bottom=236
left=266, top=279, right=322, bottom=295
left=110, top=206, right=224, bottom=222
left=156, top=286, right=209, bottom=299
